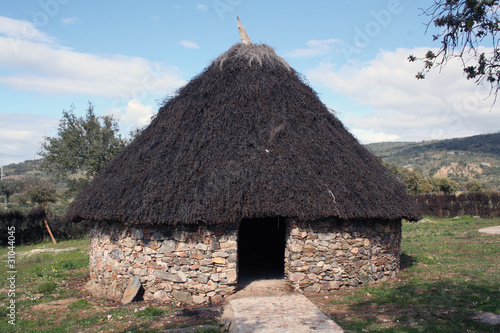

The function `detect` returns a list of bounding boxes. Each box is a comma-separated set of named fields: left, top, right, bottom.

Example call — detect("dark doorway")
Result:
left=237, top=217, right=286, bottom=287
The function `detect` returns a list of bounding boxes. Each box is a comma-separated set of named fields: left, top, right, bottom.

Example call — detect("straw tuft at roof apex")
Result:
left=214, top=43, right=291, bottom=71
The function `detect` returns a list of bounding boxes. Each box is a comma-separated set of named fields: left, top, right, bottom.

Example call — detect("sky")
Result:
left=1, top=0, right=499, bottom=166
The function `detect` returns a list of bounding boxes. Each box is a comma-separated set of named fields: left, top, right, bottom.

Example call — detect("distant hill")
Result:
left=365, top=132, right=500, bottom=191
left=2, top=159, right=44, bottom=180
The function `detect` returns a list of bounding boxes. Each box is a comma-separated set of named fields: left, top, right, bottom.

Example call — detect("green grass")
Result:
left=68, top=298, right=92, bottom=310
left=134, top=306, right=172, bottom=318
left=35, top=281, right=58, bottom=294
left=326, top=216, right=500, bottom=332
left=0, top=238, right=90, bottom=333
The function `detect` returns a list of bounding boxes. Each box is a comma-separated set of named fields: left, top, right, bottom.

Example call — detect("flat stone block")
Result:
left=158, top=240, right=176, bottom=254
left=131, top=228, right=144, bottom=240
left=172, top=290, right=191, bottom=302
left=212, top=257, right=227, bottom=265
left=154, top=290, right=169, bottom=302
left=121, top=276, right=141, bottom=304
left=151, top=232, right=165, bottom=241
left=172, top=271, right=187, bottom=283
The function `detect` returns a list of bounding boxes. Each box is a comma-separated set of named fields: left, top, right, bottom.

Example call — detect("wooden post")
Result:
left=42, top=202, right=57, bottom=244
left=437, top=189, right=442, bottom=218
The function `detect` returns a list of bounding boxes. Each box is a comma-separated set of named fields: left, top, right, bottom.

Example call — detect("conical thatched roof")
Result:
left=67, top=43, right=420, bottom=225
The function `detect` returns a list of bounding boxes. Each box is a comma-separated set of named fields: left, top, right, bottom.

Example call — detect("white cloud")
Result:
left=197, top=4, right=208, bottom=11
left=0, top=16, right=56, bottom=44
left=0, top=17, right=188, bottom=164
left=350, top=129, right=401, bottom=144
left=110, top=99, right=154, bottom=129
left=0, top=18, right=186, bottom=98
left=60, top=16, right=81, bottom=25
left=0, top=114, right=58, bottom=165
left=308, top=47, right=500, bottom=143
left=285, top=39, right=344, bottom=58
left=179, top=40, right=200, bottom=49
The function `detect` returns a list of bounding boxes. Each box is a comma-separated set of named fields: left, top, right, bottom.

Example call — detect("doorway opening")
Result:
left=237, top=217, right=286, bottom=288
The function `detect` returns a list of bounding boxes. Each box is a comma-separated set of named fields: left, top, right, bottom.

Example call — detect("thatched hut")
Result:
left=68, top=25, right=419, bottom=304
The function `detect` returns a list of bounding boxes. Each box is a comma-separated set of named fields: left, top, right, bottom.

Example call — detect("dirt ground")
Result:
left=227, top=278, right=291, bottom=300
left=19, top=275, right=224, bottom=332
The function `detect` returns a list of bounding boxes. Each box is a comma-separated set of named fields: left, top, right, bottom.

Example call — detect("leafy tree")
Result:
left=40, top=103, right=127, bottom=179
left=398, top=168, right=434, bottom=195
left=0, top=180, right=23, bottom=207
left=23, top=179, right=57, bottom=205
left=63, top=177, right=90, bottom=200
left=409, top=0, right=500, bottom=101
left=385, top=163, right=434, bottom=195
left=465, top=179, right=484, bottom=191
left=432, top=177, right=460, bottom=194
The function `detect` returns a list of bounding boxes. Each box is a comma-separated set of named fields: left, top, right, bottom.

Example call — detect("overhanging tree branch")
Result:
left=409, top=0, right=500, bottom=104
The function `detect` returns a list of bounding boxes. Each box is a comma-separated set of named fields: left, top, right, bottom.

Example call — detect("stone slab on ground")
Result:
left=160, top=324, right=223, bottom=332
left=472, top=311, right=500, bottom=325
left=478, top=226, right=500, bottom=235
left=223, top=294, right=344, bottom=333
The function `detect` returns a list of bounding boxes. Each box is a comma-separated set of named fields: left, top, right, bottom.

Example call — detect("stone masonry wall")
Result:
left=285, top=219, right=401, bottom=293
left=89, top=222, right=238, bottom=305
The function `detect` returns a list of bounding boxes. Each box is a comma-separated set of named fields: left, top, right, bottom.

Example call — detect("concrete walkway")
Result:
left=223, top=294, right=344, bottom=332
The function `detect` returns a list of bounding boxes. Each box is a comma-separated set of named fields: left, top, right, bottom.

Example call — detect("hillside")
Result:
left=2, top=159, right=45, bottom=180
left=365, top=132, right=500, bottom=190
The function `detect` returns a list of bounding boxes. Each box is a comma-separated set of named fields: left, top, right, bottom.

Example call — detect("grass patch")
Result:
left=35, top=281, right=57, bottom=294
left=68, top=298, right=92, bottom=310
left=0, top=238, right=91, bottom=332
left=323, top=216, right=500, bottom=332
left=135, top=306, right=172, bottom=318
left=0, top=238, right=89, bottom=287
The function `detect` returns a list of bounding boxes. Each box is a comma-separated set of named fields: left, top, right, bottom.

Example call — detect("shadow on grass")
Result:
left=332, top=280, right=500, bottom=332
left=400, top=252, right=417, bottom=270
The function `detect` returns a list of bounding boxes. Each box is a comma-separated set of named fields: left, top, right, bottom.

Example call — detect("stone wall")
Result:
left=284, top=219, right=401, bottom=292
left=88, top=222, right=238, bottom=305
left=88, top=219, right=402, bottom=304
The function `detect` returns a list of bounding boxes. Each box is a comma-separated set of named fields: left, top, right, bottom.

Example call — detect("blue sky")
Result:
left=1, top=0, right=499, bottom=165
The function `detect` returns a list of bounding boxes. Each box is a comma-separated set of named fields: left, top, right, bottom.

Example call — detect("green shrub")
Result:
left=36, top=281, right=57, bottom=293
left=60, top=259, right=75, bottom=269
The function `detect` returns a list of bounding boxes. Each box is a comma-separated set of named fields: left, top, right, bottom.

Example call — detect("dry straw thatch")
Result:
left=67, top=43, right=419, bottom=225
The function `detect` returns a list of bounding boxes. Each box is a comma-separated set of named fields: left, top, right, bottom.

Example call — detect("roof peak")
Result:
left=214, top=43, right=291, bottom=71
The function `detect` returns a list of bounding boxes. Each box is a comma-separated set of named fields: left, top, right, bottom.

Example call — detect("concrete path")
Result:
left=223, top=294, right=344, bottom=333
left=478, top=226, right=500, bottom=235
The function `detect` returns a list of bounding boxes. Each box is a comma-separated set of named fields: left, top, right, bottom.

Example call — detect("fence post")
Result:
left=42, top=203, right=57, bottom=244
